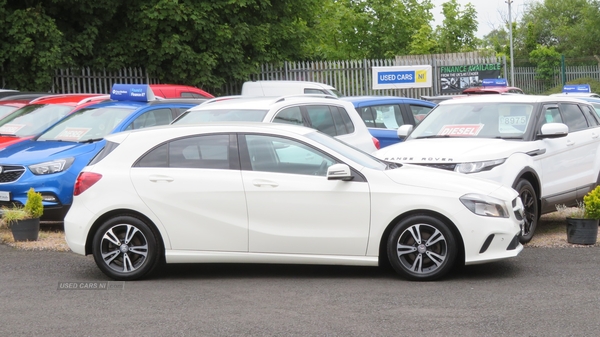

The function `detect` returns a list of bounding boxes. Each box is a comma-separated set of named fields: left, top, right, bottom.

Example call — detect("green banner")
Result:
left=440, top=63, right=502, bottom=94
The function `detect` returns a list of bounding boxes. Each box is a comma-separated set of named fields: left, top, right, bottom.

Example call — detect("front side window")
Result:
left=372, top=104, right=404, bottom=129
left=273, top=106, right=303, bottom=125
left=245, top=134, right=336, bottom=176
left=125, top=108, right=173, bottom=130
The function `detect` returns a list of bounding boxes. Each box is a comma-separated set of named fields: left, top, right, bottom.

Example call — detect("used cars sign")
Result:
left=372, top=65, right=432, bottom=89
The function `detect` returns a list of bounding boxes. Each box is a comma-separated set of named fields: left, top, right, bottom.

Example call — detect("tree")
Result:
left=529, top=44, right=561, bottom=89
left=435, top=0, right=478, bottom=53
left=307, top=0, right=435, bottom=59
left=0, top=1, right=65, bottom=91
left=0, top=0, right=322, bottom=92
left=515, top=0, right=600, bottom=58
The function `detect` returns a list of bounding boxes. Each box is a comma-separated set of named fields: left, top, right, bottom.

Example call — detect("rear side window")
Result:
left=306, top=105, right=336, bottom=136
left=560, top=103, right=588, bottom=132
left=135, top=134, right=231, bottom=169
left=582, top=105, right=599, bottom=126
left=89, top=141, right=120, bottom=165
left=337, top=107, right=355, bottom=134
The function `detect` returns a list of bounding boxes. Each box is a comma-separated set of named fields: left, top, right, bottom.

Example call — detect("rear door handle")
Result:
left=592, top=132, right=599, bottom=139
left=149, top=175, right=174, bottom=182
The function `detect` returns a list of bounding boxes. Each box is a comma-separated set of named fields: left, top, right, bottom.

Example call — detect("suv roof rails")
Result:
left=200, top=95, right=246, bottom=105
left=77, top=95, right=111, bottom=105
left=274, top=94, right=338, bottom=103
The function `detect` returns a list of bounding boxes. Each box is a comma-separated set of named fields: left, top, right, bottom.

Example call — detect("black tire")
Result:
left=514, top=179, right=538, bottom=244
left=92, top=215, right=161, bottom=281
left=387, top=214, right=457, bottom=281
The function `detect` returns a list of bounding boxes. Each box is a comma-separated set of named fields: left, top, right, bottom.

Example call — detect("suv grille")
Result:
left=0, top=165, right=25, bottom=183
left=413, top=163, right=457, bottom=171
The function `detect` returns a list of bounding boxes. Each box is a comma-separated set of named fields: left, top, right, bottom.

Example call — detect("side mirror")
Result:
left=539, top=123, right=568, bottom=139
left=326, top=164, right=353, bottom=181
left=397, top=124, right=413, bottom=138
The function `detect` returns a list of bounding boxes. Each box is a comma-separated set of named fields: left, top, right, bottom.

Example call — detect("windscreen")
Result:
left=407, top=102, right=535, bottom=140
left=0, top=104, right=73, bottom=137
left=38, top=106, right=134, bottom=142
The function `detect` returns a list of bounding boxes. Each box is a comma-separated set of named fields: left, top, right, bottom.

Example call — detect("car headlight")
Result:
left=28, top=158, right=75, bottom=175
left=454, top=159, right=506, bottom=174
left=460, top=193, right=509, bottom=218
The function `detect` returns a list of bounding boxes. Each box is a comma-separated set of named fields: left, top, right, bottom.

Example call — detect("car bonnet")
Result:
left=383, top=163, right=518, bottom=200
left=0, top=138, right=103, bottom=165
left=374, top=137, right=535, bottom=165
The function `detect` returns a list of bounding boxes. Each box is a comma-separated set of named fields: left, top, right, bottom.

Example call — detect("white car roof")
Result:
left=438, top=94, right=593, bottom=105
left=105, top=121, right=317, bottom=143
left=188, top=95, right=345, bottom=111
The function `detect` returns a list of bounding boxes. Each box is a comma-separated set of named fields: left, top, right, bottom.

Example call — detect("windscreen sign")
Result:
left=440, top=63, right=502, bottom=94
left=372, top=66, right=432, bottom=89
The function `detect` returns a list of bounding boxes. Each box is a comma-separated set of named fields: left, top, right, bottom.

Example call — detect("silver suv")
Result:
left=172, top=95, right=379, bottom=153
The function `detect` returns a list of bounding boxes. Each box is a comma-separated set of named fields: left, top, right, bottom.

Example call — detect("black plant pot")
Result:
left=566, top=218, right=599, bottom=245
left=10, top=218, right=40, bottom=242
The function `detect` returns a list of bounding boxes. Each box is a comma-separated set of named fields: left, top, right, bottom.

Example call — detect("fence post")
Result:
left=561, top=55, right=566, bottom=86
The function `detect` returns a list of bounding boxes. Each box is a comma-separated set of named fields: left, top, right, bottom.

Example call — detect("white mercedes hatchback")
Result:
left=64, top=123, right=524, bottom=281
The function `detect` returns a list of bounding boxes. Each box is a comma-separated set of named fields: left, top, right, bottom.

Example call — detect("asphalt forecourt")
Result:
left=0, top=211, right=598, bottom=252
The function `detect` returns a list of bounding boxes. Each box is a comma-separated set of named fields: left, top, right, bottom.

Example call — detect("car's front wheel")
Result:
left=387, top=214, right=457, bottom=281
left=92, top=215, right=161, bottom=281
left=514, top=179, right=538, bottom=244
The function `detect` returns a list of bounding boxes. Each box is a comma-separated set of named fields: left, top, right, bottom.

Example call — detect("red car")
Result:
left=0, top=94, right=51, bottom=119
left=462, top=79, right=524, bottom=95
left=150, top=84, right=214, bottom=98
left=0, top=94, right=107, bottom=149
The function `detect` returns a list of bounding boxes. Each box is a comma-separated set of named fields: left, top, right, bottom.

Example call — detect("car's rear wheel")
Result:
left=515, top=179, right=538, bottom=244
left=92, top=215, right=161, bottom=281
left=387, top=214, right=457, bottom=281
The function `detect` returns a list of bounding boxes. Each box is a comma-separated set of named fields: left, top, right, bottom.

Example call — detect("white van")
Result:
left=241, top=80, right=342, bottom=97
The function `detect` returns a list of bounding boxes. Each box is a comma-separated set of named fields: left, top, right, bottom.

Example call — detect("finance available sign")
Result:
left=372, top=65, right=432, bottom=89
left=440, top=63, right=502, bottom=94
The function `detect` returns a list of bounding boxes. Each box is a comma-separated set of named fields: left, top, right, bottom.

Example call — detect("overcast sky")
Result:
left=430, top=0, right=541, bottom=37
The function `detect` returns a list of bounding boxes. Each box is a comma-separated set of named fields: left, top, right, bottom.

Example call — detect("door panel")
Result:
left=241, top=134, right=371, bottom=255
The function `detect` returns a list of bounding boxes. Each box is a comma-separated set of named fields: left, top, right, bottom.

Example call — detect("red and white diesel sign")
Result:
left=438, top=124, right=483, bottom=136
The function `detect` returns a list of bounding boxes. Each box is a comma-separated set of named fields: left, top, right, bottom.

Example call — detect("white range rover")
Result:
left=374, top=95, right=600, bottom=243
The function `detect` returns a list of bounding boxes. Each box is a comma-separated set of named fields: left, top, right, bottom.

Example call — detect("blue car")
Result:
left=341, top=96, right=436, bottom=148
left=0, top=84, right=205, bottom=220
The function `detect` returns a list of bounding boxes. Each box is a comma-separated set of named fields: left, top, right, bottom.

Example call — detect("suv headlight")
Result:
left=455, top=158, right=506, bottom=174
left=28, top=158, right=75, bottom=175
left=460, top=193, right=509, bottom=218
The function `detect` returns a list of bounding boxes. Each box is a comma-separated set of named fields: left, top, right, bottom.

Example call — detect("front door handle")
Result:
left=252, top=179, right=279, bottom=187
left=566, top=139, right=575, bottom=146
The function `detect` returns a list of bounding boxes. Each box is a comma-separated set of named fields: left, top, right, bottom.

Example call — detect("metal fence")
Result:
left=52, top=67, right=159, bottom=94
left=46, top=58, right=600, bottom=98
left=238, top=52, right=505, bottom=98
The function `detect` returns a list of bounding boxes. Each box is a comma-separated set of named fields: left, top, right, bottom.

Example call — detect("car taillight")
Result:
left=372, top=136, right=380, bottom=150
left=73, top=172, right=102, bottom=196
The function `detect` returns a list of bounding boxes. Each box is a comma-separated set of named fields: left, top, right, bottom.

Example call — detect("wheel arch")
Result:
left=84, top=209, right=165, bottom=256
left=512, top=167, right=541, bottom=215
left=377, top=209, right=465, bottom=268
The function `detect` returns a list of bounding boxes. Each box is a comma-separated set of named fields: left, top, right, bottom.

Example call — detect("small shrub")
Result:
left=24, top=188, right=43, bottom=219
left=583, top=186, right=600, bottom=219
